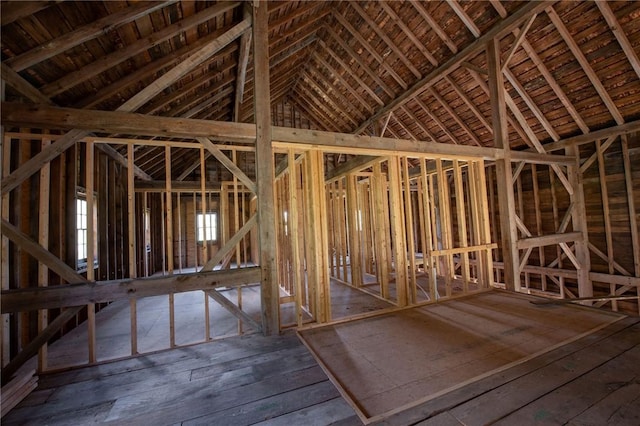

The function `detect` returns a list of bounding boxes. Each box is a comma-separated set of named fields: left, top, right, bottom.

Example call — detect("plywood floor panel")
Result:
left=299, top=290, right=626, bottom=423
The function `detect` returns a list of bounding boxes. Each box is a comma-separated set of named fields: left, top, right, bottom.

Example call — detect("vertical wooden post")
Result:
left=372, top=162, right=390, bottom=298
left=531, top=164, right=546, bottom=291
left=436, top=159, right=454, bottom=297
left=475, top=160, right=494, bottom=288
left=418, top=158, right=437, bottom=297
left=402, top=157, right=417, bottom=303
left=253, top=2, right=279, bottom=334
left=199, top=148, right=207, bottom=267
left=127, top=144, right=137, bottom=355
left=453, top=160, right=470, bottom=291
left=388, top=155, right=408, bottom=306
left=165, top=146, right=175, bottom=347
left=487, top=38, right=520, bottom=292
left=177, top=192, right=182, bottom=273
left=86, top=141, right=96, bottom=363
left=288, top=150, right=303, bottom=327
left=37, top=137, right=50, bottom=371
left=621, top=135, right=640, bottom=314
left=567, top=144, right=592, bottom=299
left=346, top=173, right=363, bottom=288
left=0, top=82, right=8, bottom=368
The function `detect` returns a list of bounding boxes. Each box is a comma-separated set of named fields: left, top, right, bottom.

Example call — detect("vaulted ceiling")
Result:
left=2, top=1, right=640, bottom=179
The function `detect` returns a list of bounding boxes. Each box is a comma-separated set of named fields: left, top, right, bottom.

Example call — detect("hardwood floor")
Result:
left=3, top=332, right=360, bottom=425
left=3, top=292, right=639, bottom=425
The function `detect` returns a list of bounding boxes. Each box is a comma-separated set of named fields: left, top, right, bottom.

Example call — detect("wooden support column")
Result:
left=475, top=160, right=494, bottom=288
left=165, top=147, right=175, bottom=347
left=487, top=38, right=520, bottom=292
left=253, top=2, right=279, bottom=335
left=37, top=137, right=50, bottom=371
left=371, top=162, right=390, bottom=298
left=619, top=135, right=640, bottom=314
left=388, top=156, right=408, bottom=306
left=418, top=158, right=437, bottom=297
left=287, top=150, right=303, bottom=327
left=0, top=81, right=8, bottom=368
left=402, top=158, right=417, bottom=303
left=435, top=159, right=454, bottom=297
left=127, top=144, right=137, bottom=355
left=346, top=173, right=363, bottom=288
left=569, top=144, right=593, bottom=299
left=453, top=160, right=470, bottom=291
left=86, top=141, right=96, bottom=363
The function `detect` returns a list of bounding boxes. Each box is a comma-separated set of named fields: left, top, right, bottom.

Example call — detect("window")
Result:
left=77, top=192, right=98, bottom=271
left=197, top=213, right=217, bottom=242
left=77, top=198, right=88, bottom=265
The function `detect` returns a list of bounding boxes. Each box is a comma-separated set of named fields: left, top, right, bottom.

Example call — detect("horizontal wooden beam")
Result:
left=542, top=119, right=640, bottom=152
left=516, top=232, right=582, bottom=250
left=134, top=181, right=240, bottom=192
left=1, top=102, right=256, bottom=143
left=1, top=267, right=261, bottom=313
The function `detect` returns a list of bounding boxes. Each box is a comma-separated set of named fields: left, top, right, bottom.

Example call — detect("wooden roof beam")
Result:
left=42, top=2, right=240, bottom=97
left=443, top=75, right=493, bottom=133
left=310, top=54, right=375, bottom=114
left=410, top=1, right=458, bottom=53
left=546, top=6, right=624, bottom=125
left=5, top=2, right=175, bottom=72
left=596, top=1, right=640, bottom=81
left=426, top=87, right=483, bottom=146
left=317, top=39, right=384, bottom=106
left=0, top=1, right=60, bottom=26
left=448, top=0, right=481, bottom=38
left=299, top=70, right=363, bottom=126
left=234, top=4, right=252, bottom=122
left=350, top=2, right=422, bottom=78
left=332, top=11, right=408, bottom=90
left=324, top=27, right=395, bottom=100
left=354, top=1, right=551, bottom=134
left=501, top=13, right=537, bottom=71
left=400, top=104, right=440, bottom=143
left=379, top=1, right=438, bottom=67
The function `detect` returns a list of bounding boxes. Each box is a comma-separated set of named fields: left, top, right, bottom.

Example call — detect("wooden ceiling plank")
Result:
left=354, top=1, right=551, bottom=134
left=402, top=103, right=447, bottom=143
left=519, top=37, right=589, bottom=134
left=596, top=1, right=640, bottom=81
left=6, top=1, right=176, bottom=72
left=546, top=6, right=624, bottom=125
left=76, top=27, right=236, bottom=109
left=350, top=2, right=422, bottom=78
left=380, top=1, right=438, bottom=67
left=311, top=54, right=375, bottom=114
left=318, top=39, right=385, bottom=105
left=444, top=75, right=493, bottom=133
left=268, top=2, right=323, bottom=32
left=292, top=89, right=343, bottom=132
left=448, top=0, right=481, bottom=38
left=501, top=13, right=537, bottom=71
left=324, top=28, right=395, bottom=99
left=332, top=12, right=408, bottom=90
left=178, top=86, right=234, bottom=118
left=410, top=1, right=458, bottom=53
left=42, top=2, right=240, bottom=97
left=300, top=70, right=362, bottom=126
left=144, top=59, right=236, bottom=115
left=120, top=18, right=250, bottom=112
left=0, top=1, right=60, bottom=26
left=391, top=112, right=423, bottom=142
left=504, top=68, right=560, bottom=141
left=270, top=34, right=318, bottom=68
left=427, top=87, right=483, bottom=146
left=295, top=85, right=350, bottom=131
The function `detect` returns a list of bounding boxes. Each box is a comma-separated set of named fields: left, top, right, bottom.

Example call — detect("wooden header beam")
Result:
left=2, top=102, right=575, bottom=165
left=1, top=267, right=261, bottom=313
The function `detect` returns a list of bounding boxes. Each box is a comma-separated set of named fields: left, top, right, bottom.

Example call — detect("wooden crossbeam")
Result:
left=0, top=63, right=53, bottom=105
left=196, top=137, right=256, bottom=193
left=200, top=214, right=257, bottom=272
left=516, top=232, right=582, bottom=250
left=1, top=267, right=261, bottom=313
left=207, top=290, right=261, bottom=331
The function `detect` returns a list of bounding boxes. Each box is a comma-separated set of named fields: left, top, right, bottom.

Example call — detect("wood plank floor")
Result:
left=3, top=332, right=361, bottom=425
left=4, top=292, right=639, bottom=425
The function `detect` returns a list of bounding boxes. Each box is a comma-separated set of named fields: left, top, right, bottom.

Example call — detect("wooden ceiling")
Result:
left=2, top=1, right=640, bottom=179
